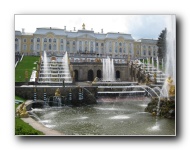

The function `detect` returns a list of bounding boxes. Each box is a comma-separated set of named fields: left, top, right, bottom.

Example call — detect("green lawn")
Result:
left=15, top=56, right=39, bottom=82
left=15, top=95, right=44, bottom=135
left=15, top=117, right=44, bottom=135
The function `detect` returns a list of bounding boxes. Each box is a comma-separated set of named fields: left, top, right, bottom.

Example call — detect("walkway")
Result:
left=21, top=117, right=63, bottom=135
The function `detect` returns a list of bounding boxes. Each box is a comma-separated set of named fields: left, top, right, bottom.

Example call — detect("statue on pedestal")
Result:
left=16, top=102, right=29, bottom=118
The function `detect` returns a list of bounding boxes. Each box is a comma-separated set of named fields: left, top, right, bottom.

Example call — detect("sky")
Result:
left=15, top=15, right=171, bottom=40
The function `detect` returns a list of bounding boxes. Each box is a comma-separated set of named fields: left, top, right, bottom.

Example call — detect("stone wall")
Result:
left=15, top=86, right=97, bottom=105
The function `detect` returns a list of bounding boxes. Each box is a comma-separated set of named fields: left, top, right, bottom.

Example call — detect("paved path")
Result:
left=21, top=117, right=63, bottom=135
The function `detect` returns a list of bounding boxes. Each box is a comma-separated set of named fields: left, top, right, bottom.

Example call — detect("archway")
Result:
left=74, top=70, right=78, bottom=81
left=88, top=70, right=94, bottom=81
left=97, top=70, right=101, bottom=79
left=116, top=70, right=120, bottom=79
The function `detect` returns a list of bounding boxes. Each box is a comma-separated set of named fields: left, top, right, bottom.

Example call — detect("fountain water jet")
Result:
left=102, top=57, right=115, bottom=81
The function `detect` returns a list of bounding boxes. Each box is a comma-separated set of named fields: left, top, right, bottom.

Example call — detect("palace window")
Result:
left=60, top=45, right=63, bottom=50
left=90, top=47, right=93, bottom=53
left=37, top=38, right=40, bottom=42
left=149, top=50, right=151, bottom=55
left=137, top=50, right=139, bottom=55
left=153, top=51, right=156, bottom=56
left=37, top=44, right=40, bottom=50
left=91, top=41, right=93, bottom=46
left=44, top=44, right=47, bottom=50
left=61, top=39, right=64, bottom=43
left=119, top=42, right=122, bottom=46
left=79, top=41, right=82, bottom=45
left=115, top=48, right=118, bottom=53
left=23, top=44, right=27, bottom=50
left=101, top=43, right=104, bottom=46
left=119, top=48, right=122, bottom=53
left=53, top=44, right=56, bottom=50
left=123, top=48, right=126, bottom=53
left=23, top=39, right=27, bottom=43
left=49, top=44, right=52, bottom=50
left=49, top=38, right=52, bottom=43
left=67, top=41, right=70, bottom=45
left=96, top=47, right=98, bottom=52
left=143, top=45, right=146, bottom=49
left=109, top=47, right=112, bottom=52
left=15, top=38, right=18, bottom=42
left=66, top=46, right=70, bottom=51
left=44, top=38, right=47, bottom=42
left=143, top=50, right=146, bottom=55
left=79, top=46, right=82, bottom=52
left=30, top=45, right=33, bottom=50
left=31, top=38, right=33, bottom=42
left=53, top=38, right=56, bottom=43
left=96, top=42, right=98, bottom=46
left=73, top=41, right=75, bottom=45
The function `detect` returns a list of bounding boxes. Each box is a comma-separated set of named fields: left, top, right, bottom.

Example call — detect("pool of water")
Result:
left=31, top=97, right=175, bottom=135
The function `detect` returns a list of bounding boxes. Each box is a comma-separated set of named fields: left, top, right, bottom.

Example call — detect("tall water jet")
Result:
left=156, top=56, right=159, bottom=71
left=62, top=52, right=71, bottom=83
left=102, top=57, right=115, bottom=81
left=161, top=16, right=176, bottom=98
left=43, top=51, right=49, bottom=75
left=152, top=57, right=154, bottom=70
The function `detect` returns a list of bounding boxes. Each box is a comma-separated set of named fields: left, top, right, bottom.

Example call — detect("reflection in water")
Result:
left=32, top=97, right=175, bottom=135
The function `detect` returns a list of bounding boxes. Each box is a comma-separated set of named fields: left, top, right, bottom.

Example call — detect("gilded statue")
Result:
left=16, top=102, right=29, bottom=118
left=167, top=76, right=175, bottom=97
left=55, top=88, right=61, bottom=96
left=82, top=23, right=85, bottom=30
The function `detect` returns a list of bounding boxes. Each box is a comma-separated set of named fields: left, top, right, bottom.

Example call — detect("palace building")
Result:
left=15, top=24, right=158, bottom=59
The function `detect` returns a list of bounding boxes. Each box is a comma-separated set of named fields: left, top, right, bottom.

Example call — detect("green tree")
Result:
left=157, top=28, right=167, bottom=63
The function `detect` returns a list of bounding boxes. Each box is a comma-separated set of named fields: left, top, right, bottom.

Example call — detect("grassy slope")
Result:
left=15, top=56, right=39, bottom=82
left=15, top=95, right=44, bottom=135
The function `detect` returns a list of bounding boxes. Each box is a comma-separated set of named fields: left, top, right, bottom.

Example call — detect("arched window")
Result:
left=61, top=39, right=64, bottom=43
left=53, top=44, right=56, bottom=50
left=37, top=38, right=40, bottom=42
left=97, top=70, right=101, bottom=78
left=37, top=44, right=40, bottom=50
left=123, top=48, right=126, bottom=53
left=53, top=38, right=56, bottom=43
left=44, top=38, right=47, bottom=42
left=30, top=45, right=33, bottom=50
left=60, top=45, right=63, bottom=50
left=153, top=51, right=156, bottom=56
left=49, top=38, right=52, bottom=43
left=143, top=50, right=146, bottom=55
left=119, top=42, right=122, bottom=46
left=15, top=44, right=18, bottom=51
left=15, top=38, right=18, bottom=42
left=109, top=47, right=112, bottom=52
left=90, top=47, right=93, bottom=53
left=49, top=44, right=52, bottom=50
left=23, top=39, right=27, bottom=43
left=44, top=44, right=46, bottom=50
left=23, top=44, right=27, bottom=50
left=73, top=41, right=75, bottom=45
left=119, top=48, right=122, bottom=53
left=149, top=50, right=151, bottom=55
